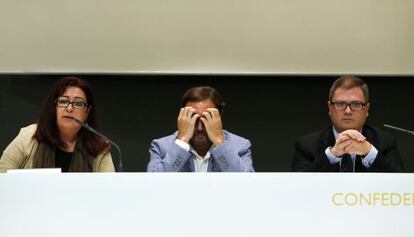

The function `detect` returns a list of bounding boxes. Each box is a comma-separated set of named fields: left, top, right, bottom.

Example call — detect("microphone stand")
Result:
left=72, top=118, right=123, bottom=172
left=383, top=124, right=414, bottom=136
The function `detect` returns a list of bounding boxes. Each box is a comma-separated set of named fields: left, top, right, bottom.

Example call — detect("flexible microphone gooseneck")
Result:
left=72, top=117, right=123, bottom=172
left=383, top=124, right=414, bottom=136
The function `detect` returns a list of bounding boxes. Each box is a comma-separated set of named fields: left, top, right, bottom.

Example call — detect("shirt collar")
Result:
left=189, top=146, right=212, bottom=160
left=332, top=127, right=340, bottom=140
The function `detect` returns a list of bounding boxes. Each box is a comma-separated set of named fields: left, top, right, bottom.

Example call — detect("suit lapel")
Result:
left=362, top=125, right=380, bottom=149
left=187, top=154, right=195, bottom=172
left=208, top=160, right=214, bottom=172
left=208, top=130, right=228, bottom=172
left=319, top=126, right=336, bottom=148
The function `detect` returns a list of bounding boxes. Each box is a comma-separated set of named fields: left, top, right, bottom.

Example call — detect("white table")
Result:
left=0, top=173, right=413, bottom=237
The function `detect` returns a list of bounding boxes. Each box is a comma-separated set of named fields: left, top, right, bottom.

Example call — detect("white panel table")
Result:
left=0, top=173, right=413, bottom=237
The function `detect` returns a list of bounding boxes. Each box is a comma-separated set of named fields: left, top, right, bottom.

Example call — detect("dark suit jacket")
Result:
left=292, top=124, right=404, bottom=172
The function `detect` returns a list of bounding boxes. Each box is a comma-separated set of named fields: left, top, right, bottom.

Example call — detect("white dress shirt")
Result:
left=175, top=139, right=212, bottom=172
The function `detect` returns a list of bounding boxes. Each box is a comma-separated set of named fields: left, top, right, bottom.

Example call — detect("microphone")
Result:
left=72, top=117, right=123, bottom=172
left=383, top=124, right=414, bottom=136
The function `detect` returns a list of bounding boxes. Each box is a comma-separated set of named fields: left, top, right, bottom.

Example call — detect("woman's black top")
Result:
left=55, top=148, right=73, bottom=172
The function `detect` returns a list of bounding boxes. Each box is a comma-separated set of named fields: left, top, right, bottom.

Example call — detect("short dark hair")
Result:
left=34, top=76, right=109, bottom=156
left=181, top=86, right=225, bottom=113
left=329, top=75, right=369, bottom=102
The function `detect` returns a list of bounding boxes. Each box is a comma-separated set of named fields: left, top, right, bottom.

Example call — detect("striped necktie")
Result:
left=340, top=154, right=353, bottom=172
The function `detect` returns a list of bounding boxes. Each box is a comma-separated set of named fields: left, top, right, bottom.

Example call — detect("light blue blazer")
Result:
left=147, top=130, right=254, bottom=172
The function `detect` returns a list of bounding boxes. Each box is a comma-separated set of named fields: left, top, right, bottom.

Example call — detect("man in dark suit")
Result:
left=292, top=75, right=404, bottom=172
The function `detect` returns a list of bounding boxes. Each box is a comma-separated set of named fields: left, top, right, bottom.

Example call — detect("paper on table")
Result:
left=7, top=168, right=61, bottom=174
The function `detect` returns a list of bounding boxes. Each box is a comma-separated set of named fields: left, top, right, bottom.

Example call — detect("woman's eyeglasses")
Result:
left=55, top=96, right=88, bottom=109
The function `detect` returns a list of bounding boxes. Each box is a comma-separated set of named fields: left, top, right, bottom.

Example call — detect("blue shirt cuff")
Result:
left=325, top=147, right=341, bottom=164
left=361, top=145, right=378, bottom=168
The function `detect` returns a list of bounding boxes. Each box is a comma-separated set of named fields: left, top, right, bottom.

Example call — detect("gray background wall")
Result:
left=1, top=0, right=413, bottom=74
left=1, top=74, right=413, bottom=172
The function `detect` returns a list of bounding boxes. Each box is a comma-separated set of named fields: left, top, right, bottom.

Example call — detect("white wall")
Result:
left=0, top=0, right=413, bottom=74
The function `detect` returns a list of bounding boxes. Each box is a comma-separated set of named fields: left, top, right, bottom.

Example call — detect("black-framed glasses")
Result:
left=55, top=96, right=88, bottom=109
left=329, top=101, right=368, bottom=111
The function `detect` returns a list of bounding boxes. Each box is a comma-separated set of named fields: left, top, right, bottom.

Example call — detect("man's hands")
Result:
left=176, top=107, right=224, bottom=146
left=331, top=129, right=372, bottom=157
left=200, top=108, right=224, bottom=146
left=177, top=107, right=199, bottom=143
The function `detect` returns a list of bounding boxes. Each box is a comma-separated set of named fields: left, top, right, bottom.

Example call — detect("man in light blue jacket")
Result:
left=147, top=86, right=254, bottom=172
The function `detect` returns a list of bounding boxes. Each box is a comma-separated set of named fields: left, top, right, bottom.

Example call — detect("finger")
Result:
left=336, top=135, right=352, bottom=144
left=208, top=108, right=221, bottom=121
left=343, top=132, right=365, bottom=142
left=345, top=139, right=366, bottom=153
left=344, top=143, right=356, bottom=153
left=337, top=139, right=353, bottom=150
left=335, top=136, right=353, bottom=148
left=200, top=117, right=209, bottom=127
left=186, top=108, right=196, bottom=118
left=349, top=130, right=366, bottom=141
left=202, top=111, right=213, bottom=120
left=341, top=130, right=366, bottom=141
left=181, top=107, right=189, bottom=118
left=340, top=130, right=356, bottom=140
left=338, top=133, right=347, bottom=139
left=190, top=114, right=200, bottom=124
left=178, top=108, right=185, bottom=119
left=342, top=143, right=354, bottom=154
left=347, top=140, right=365, bottom=153
left=207, top=108, right=220, bottom=116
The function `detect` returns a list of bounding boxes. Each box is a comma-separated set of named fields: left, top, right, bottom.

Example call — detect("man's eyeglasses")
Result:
left=329, top=101, right=368, bottom=111
left=55, top=96, right=88, bottom=109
